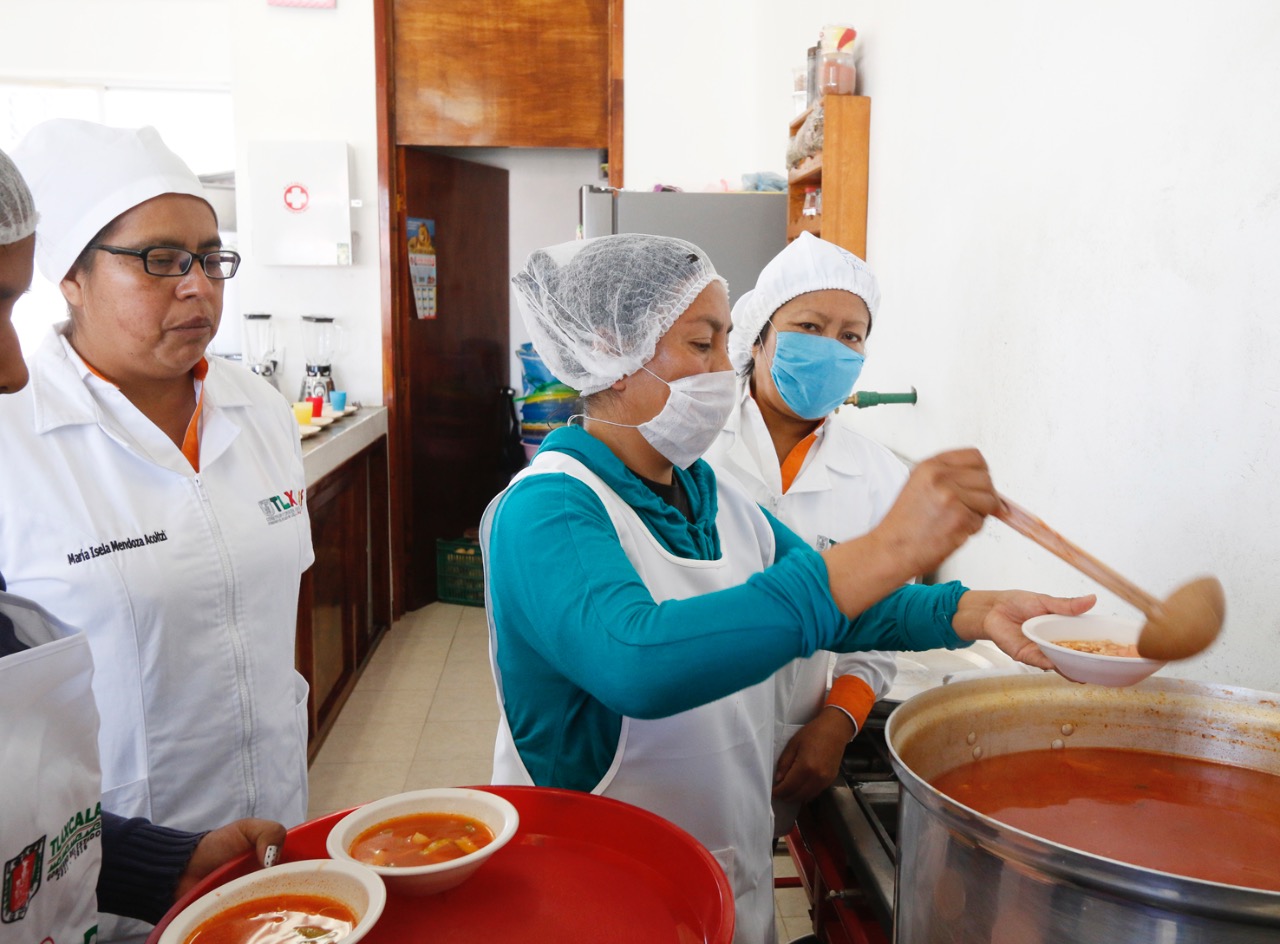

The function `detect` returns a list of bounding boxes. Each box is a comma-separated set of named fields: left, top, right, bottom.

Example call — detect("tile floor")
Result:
left=307, top=601, right=814, bottom=942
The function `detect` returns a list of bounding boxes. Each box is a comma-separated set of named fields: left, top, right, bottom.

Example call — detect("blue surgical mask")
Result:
left=768, top=330, right=865, bottom=420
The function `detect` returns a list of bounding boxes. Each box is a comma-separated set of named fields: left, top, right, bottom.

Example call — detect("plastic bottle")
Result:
left=802, top=187, right=819, bottom=219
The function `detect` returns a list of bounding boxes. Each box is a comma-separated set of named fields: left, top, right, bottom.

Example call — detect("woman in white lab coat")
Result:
left=484, top=233, right=1092, bottom=944
left=0, top=146, right=285, bottom=943
left=704, top=233, right=911, bottom=833
left=0, top=123, right=312, bottom=942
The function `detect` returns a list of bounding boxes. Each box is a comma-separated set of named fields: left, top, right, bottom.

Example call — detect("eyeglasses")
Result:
left=90, top=244, right=241, bottom=280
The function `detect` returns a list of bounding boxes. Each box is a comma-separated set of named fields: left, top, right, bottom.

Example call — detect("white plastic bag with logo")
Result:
left=0, top=591, right=103, bottom=943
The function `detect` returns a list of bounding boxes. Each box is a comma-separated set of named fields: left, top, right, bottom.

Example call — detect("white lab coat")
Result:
left=704, top=384, right=908, bottom=831
left=484, top=451, right=780, bottom=944
left=0, top=326, right=314, bottom=837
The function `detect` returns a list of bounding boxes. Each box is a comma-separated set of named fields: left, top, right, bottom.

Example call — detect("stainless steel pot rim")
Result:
left=886, top=674, right=1280, bottom=926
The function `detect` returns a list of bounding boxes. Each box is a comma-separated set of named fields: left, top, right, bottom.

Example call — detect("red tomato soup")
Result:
left=931, top=747, right=1280, bottom=891
left=184, top=894, right=356, bottom=944
left=349, top=812, right=495, bottom=867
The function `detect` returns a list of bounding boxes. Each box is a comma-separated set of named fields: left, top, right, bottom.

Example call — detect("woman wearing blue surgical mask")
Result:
left=485, top=233, right=1093, bottom=944
left=705, top=233, right=943, bottom=839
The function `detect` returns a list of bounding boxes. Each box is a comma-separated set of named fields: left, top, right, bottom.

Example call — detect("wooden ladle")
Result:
left=995, top=495, right=1225, bottom=661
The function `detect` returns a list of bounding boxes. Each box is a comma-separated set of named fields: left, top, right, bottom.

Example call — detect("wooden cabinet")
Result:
left=787, top=96, right=871, bottom=258
left=296, top=435, right=392, bottom=760
left=391, top=0, right=613, bottom=148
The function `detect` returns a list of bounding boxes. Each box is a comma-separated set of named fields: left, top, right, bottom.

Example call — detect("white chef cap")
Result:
left=728, top=232, right=880, bottom=373
left=0, top=149, right=37, bottom=246
left=512, top=233, right=727, bottom=396
left=10, top=119, right=210, bottom=283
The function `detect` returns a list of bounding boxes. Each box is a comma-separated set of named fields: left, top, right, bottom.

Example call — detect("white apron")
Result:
left=482, top=453, right=780, bottom=944
left=0, top=592, right=102, bottom=944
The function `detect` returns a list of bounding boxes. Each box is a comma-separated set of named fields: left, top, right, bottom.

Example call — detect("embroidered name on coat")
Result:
left=66, top=531, right=168, bottom=566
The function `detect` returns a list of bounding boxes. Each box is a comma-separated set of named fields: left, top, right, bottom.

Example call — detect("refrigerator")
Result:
left=580, top=187, right=787, bottom=306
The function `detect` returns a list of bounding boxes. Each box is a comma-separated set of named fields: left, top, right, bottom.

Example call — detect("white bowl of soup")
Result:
left=157, top=858, right=385, bottom=944
left=326, top=787, right=520, bottom=895
left=1022, top=613, right=1167, bottom=687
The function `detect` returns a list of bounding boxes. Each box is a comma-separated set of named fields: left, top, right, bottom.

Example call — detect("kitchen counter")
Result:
left=295, top=403, right=392, bottom=757
left=301, top=405, right=388, bottom=485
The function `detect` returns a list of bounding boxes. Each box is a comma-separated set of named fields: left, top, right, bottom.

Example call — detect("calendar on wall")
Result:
left=407, top=217, right=437, bottom=320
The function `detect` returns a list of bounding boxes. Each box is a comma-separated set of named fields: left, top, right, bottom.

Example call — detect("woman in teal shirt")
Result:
left=483, top=233, right=1091, bottom=944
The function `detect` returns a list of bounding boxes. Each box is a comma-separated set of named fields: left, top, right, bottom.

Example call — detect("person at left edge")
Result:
left=0, top=147, right=285, bottom=943
left=0, top=119, right=314, bottom=920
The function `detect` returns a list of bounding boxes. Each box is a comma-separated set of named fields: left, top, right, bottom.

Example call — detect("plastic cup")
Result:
left=292, top=402, right=313, bottom=426
left=330, top=390, right=348, bottom=412
left=307, top=396, right=324, bottom=417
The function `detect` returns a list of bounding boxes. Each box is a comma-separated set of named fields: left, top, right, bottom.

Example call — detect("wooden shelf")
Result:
left=789, top=155, right=823, bottom=186
left=786, top=95, right=871, bottom=259
left=790, top=104, right=818, bottom=132
left=787, top=216, right=823, bottom=240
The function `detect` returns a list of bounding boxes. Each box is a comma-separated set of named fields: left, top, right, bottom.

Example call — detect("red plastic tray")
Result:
left=148, top=785, right=734, bottom=943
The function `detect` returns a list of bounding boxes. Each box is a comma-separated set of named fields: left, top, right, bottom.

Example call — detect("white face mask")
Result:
left=637, top=367, right=738, bottom=468
left=587, top=367, right=739, bottom=469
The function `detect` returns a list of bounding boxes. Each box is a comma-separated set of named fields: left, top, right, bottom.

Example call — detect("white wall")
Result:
left=0, top=0, right=232, bottom=88
left=225, top=0, right=382, bottom=405
left=626, top=0, right=1280, bottom=694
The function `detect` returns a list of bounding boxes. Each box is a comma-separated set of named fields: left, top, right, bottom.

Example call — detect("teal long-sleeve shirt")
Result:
left=484, top=426, right=969, bottom=792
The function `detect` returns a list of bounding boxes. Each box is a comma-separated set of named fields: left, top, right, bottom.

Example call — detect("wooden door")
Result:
left=373, top=0, right=622, bottom=618
left=397, top=148, right=510, bottom=611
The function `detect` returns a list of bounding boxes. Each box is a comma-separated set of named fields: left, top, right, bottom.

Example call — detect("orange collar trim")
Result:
left=82, top=356, right=208, bottom=472
left=780, top=427, right=820, bottom=494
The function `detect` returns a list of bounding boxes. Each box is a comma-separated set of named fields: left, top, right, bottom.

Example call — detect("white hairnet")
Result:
left=0, top=149, right=37, bottom=246
left=10, top=119, right=210, bottom=283
left=512, top=234, right=727, bottom=396
left=728, top=232, right=880, bottom=372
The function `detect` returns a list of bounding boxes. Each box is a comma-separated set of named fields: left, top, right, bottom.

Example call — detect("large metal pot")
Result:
left=886, top=674, right=1280, bottom=943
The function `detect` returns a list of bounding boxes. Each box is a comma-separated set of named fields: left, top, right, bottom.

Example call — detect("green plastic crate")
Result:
left=436, top=538, right=484, bottom=607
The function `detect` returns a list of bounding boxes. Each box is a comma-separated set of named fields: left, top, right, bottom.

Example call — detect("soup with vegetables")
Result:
left=184, top=894, right=356, bottom=944
left=1054, top=639, right=1141, bottom=657
left=349, top=812, right=495, bottom=867
left=931, top=747, right=1280, bottom=891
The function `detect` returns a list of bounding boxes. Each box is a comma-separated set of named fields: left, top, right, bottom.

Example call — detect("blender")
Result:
left=300, top=315, right=341, bottom=401
left=242, top=312, right=279, bottom=389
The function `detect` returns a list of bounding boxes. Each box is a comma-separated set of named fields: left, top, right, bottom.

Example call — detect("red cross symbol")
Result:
left=283, top=183, right=310, bottom=213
